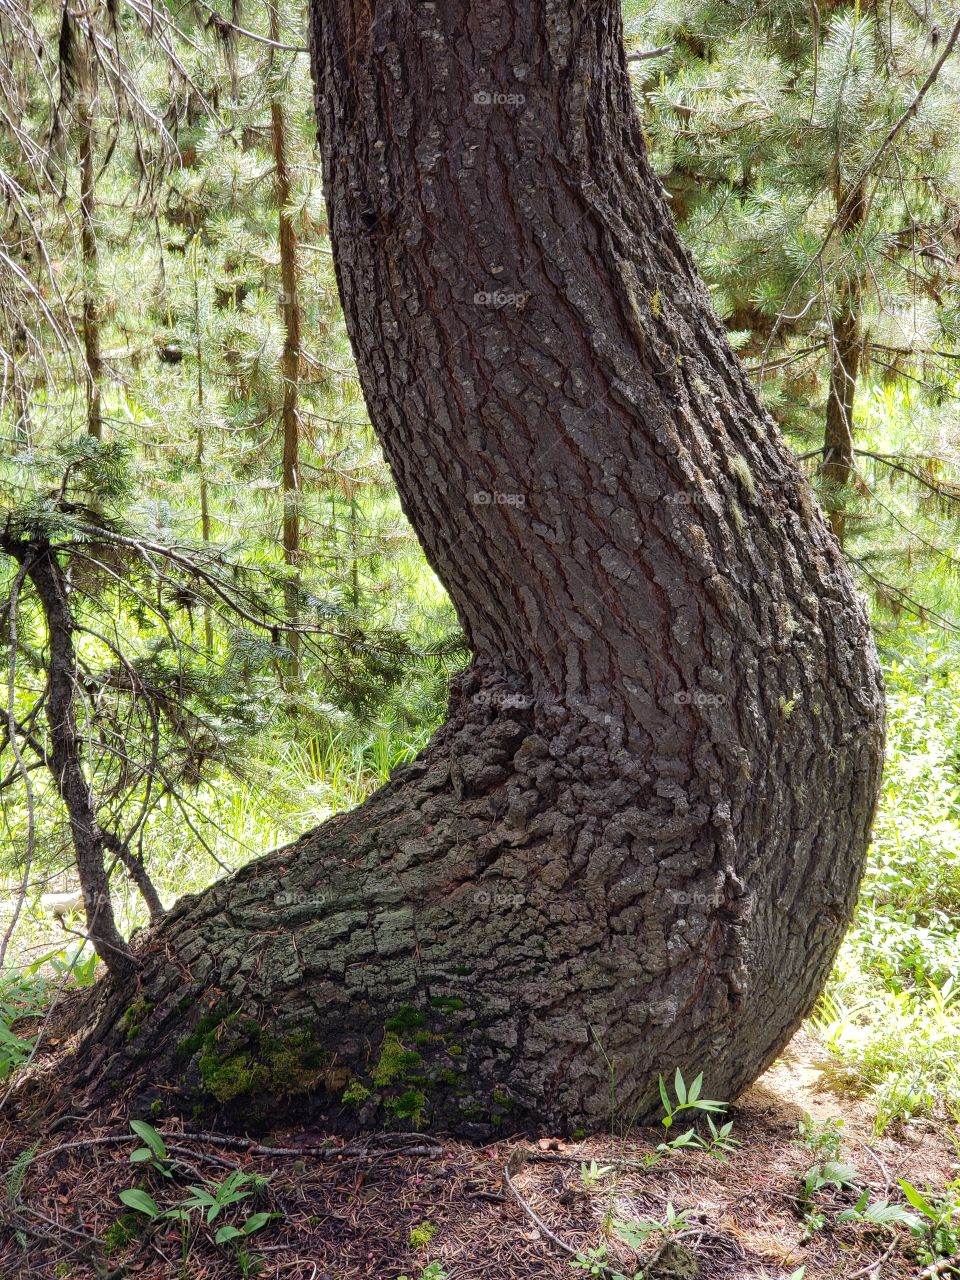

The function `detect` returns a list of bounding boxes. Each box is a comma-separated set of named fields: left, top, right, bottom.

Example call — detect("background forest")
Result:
left=2, top=0, right=960, bottom=1168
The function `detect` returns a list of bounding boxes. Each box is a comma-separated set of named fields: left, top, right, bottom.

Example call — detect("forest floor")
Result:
left=0, top=1031, right=954, bottom=1280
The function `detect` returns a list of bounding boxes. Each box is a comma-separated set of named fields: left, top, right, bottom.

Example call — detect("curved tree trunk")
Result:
left=54, top=0, right=884, bottom=1138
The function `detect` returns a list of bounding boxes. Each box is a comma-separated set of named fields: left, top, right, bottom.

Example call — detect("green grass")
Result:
left=812, top=627, right=960, bottom=1131
left=1, top=711, right=437, bottom=975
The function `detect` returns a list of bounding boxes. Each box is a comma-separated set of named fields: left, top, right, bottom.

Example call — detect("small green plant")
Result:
left=212, top=1212, right=278, bottom=1245
left=128, top=1120, right=172, bottom=1177
left=799, top=1206, right=826, bottom=1240
left=797, top=1160, right=861, bottom=1240
left=836, top=1189, right=919, bottom=1230
left=408, top=1219, right=438, bottom=1249
left=900, top=1177, right=960, bottom=1265
left=796, top=1113, right=844, bottom=1162
left=49, top=945, right=99, bottom=987
left=570, top=1243, right=641, bottom=1280
left=4, top=1140, right=37, bottom=1205
left=117, top=1188, right=166, bottom=1219
left=119, top=1168, right=279, bottom=1249
left=0, top=962, right=51, bottom=1080
left=0, top=1020, right=36, bottom=1079
left=179, top=1169, right=270, bottom=1225
left=794, top=1144, right=924, bottom=1246
left=699, top=1112, right=740, bottom=1159
left=651, top=1070, right=736, bottom=1160
left=398, top=1263, right=448, bottom=1280
left=580, top=1159, right=615, bottom=1190
left=614, top=1201, right=693, bottom=1250
left=658, top=1069, right=726, bottom=1131
left=571, top=1056, right=730, bottom=1276
left=800, top=1160, right=860, bottom=1204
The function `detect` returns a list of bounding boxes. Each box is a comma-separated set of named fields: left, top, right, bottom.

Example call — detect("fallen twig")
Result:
left=919, top=1252, right=960, bottom=1278
left=503, top=1151, right=579, bottom=1261
left=847, top=1234, right=899, bottom=1279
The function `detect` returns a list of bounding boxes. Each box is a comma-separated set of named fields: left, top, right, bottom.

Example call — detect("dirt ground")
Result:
left=0, top=1031, right=955, bottom=1280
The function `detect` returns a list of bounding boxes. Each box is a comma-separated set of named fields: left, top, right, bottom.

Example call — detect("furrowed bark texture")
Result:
left=57, top=0, right=884, bottom=1138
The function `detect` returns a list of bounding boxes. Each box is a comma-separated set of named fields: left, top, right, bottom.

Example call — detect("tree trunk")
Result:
left=822, top=303, right=861, bottom=542
left=190, top=241, right=214, bottom=653
left=269, top=4, right=304, bottom=678
left=6, top=543, right=135, bottom=977
left=822, top=182, right=866, bottom=543
left=78, top=98, right=103, bottom=442
left=58, top=0, right=884, bottom=1138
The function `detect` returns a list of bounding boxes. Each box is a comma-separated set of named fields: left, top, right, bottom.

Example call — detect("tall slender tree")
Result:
left=76, top=63, right=103, bottom=441
left=268, top=2, right=304, bottom=674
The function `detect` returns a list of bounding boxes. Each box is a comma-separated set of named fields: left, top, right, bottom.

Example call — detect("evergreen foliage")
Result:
left=0, top=1, right=463, bottom=947
left=625, top=0, right=960, bottom=617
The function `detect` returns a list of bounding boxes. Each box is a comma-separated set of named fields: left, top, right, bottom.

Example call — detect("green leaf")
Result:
left=242, top=1212, right=279, bottom=1234
left=214, top=1224, right=242, bottom=1244
left=130, top=1120, right=167, bottom=1160
left=687, top=1072, right=703, bottom=1104
left=129, top=1147, right=153, bottom=1163
left=820, top=1162, right=859, bottom=1187
left=667, top=1128, right=698, bottom=1148
left=658, top=1074, right=672, bottom=1117
left=674, top=1068, right=687, bottom=1105
left=119, top=1189, right=160, bottom=1218
left=899, top=1180, right=934, bottom=1220
left=862, top=1201, right=921, bottom=1228
left=612, top=1218, right=657, bottom=1249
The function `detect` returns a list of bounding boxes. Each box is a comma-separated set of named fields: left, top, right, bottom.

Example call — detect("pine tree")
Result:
left=626, top=0, right=960, bottom=599
left=0, top=2, right=463, bottom=956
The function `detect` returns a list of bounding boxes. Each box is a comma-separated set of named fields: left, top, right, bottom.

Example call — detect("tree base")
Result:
left=33, top=659, right=876, bottom=1140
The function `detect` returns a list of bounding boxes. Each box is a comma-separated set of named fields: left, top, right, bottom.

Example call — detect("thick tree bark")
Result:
left=54, top=0, right=884, bottom=1138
